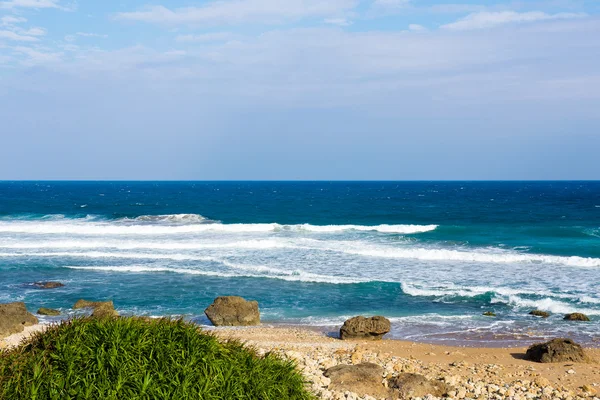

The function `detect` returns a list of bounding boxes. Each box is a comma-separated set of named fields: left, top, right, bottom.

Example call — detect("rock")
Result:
left=563, top=313, right=590, bottom=322
left=324, top=363, right=389, bottom=398
left=204, top=296, right=260, bottom=326
left=33, top=281, right=64, bottom=289
left=37, top=307, right=60, bottom=316
left=388, top=373, right=452, bottom=399
left=73, top=299, right=119, bottom=318
left=339, top=316, right=391, bottom=340
left=582, top=384, right=597, bottom=395
left=0, top=302, right=39, bottom=338
left=525, top=338, right=587, bottom=363
left=529, top=310, right=550, bottom=318
left=91, top=303, right=119, bottom=318
left=483, top=311, right=496, bottom=317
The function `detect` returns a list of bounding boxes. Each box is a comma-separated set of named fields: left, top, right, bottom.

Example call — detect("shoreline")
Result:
left=4, top=322, right=599, bottom=398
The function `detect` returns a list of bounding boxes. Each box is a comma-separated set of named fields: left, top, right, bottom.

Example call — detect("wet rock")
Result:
left=483, top=311, right=496, bottom=317
left=529, top=310, right=550, bottom=318
left=388, top=373, right=452, bottom=399
left=33, top=281, right=64, bottom=289
left=0, top=302, right=39, bottom=338
left=563, top=313, right=590, bottom=322
left=339, top=316, right=391, bottom=340
left=324, top=363, right=389, bottom=398
left=525, top=338, right=587, bottom=363
left=37, top=307, right=60, bottom=316
left=73, top=299, right=119, bottom=318
left=204, top=296, right=260, bottom=326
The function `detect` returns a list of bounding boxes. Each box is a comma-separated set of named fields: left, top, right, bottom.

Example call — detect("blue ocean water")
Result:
left=1, top=181, right=599, bottom=346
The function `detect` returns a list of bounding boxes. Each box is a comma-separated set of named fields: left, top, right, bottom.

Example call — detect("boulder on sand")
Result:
left=389, top=373, right=452, bottom=399
left=37, top=307, right=61, bottom=316
left=564, top=313, right=590, bottom=322
left=33, top=282, right=64, bottom=289
left=73, top=299, right=119, bottom=318
left=339, top=316, right=391, bottom=340
left=204, top=296, right=260, bottom=326
left=0, top=302, right=39, bottom=338
left=324, top=363, right=389, bottom=398
left=525, top=338, right=587, bottom=363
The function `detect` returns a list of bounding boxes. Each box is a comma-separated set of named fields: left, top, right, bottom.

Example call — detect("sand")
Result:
left=3, top=323, right=600, bottom=399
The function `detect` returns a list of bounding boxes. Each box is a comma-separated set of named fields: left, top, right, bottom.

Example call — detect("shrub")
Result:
left=0, top=317, right=314, bottom=400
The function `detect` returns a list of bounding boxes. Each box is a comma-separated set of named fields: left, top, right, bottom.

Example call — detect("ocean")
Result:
left=0, top=181, right=598, bottom=346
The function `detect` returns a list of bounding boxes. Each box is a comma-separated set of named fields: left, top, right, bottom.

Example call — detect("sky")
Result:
left=0, top=0, right=599, bottom=180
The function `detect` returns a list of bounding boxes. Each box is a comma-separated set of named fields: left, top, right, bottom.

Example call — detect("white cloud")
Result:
left=76, top=32, right=108, bottom=38
left=441, top=11, right=587, bottom=31
left=176, top=32, right=235, bottom=43
left=1, top=15, right=26, bottom=25
left=12, top=45, right=62, bottom=65
left=324, top=18, right=352, bottom=27
left=114, top=0, right=358, bottom=25
left=0, top=30, right=38, bottom=41
left=408, top=23, right=426, bottom=31
left=0, top=0, right=60, bottom=9
left=20, top=27, right=46, bottom=36
left=372, top=0, right=411, bottom=9
left=64, top=34, right=75, bottom=42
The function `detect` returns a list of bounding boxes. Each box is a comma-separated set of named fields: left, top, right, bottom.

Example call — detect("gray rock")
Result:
left=324, top=363, right=389, bottom=398
left=37, top=307, right=60, bottom=316
left=339, top=316, right=391, bottom=340
left=204, top=296, right=260, bottom=326
left=73, top=299, right=119, bottom=318
left=564, top=313, right=590, bottom=321
left=33, top=281, right=64, bottom=289
left=525, top=338, right=587, bottom=363
left=388, top=373, right=452, bottom=399
left=0, top=302, right=39, bottom=338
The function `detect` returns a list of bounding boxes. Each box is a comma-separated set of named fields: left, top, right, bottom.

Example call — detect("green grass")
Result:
left=0, top=317, right=314, bottom=400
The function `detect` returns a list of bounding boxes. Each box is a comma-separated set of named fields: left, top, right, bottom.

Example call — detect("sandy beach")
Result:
left=4, top=323, right=599, bottom=399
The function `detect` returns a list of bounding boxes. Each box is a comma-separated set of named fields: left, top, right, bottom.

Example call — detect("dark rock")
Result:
left=389, top=373, right=452, bottom=399
left=483, top=311, right=496, bottom=317
left=0, top=302, right=39, bottom=338
left=564, top=313, right=590, bottom=321
left=204, top=296, right=260, bottom=326
left=525, top=338, right=587, bottom=363
left=339, top=316, right=391, bottom=340
left=33, top=281, right=64, bottom=289
left=73, top=299, right=119, bottom=318
left=529, top=310, right=550, bottom=318
left=37, top=307, right=60, bottom=316
left=324, top=363, right=389, bottom=398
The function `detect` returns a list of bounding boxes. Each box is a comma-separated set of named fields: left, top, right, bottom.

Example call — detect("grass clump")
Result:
left=0, top=317, right=314, bottom=400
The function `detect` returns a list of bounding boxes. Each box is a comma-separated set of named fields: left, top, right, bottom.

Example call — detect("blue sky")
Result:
left=0, top=0, right=599, bottom=179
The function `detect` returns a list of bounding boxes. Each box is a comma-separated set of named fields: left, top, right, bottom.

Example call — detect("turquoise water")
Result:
left=1, top=181, right=599, bottom=346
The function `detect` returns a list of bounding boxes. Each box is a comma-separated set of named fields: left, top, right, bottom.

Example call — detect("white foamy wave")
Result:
left=400, top=282, right=600, bottom=305
left=0, top=239, right=298, bottom=251
left=340, top=245, right=600, bottom=268
left=0, top=217, right=436, bottom=236
left=64, top=265, right=363, bottom=284
left=119, top=214, right=209, bottom=224
left=499, top=296, right=600, bottom=316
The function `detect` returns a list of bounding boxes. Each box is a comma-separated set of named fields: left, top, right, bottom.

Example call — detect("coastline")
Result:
left=4, top=322, right=599, bottom=399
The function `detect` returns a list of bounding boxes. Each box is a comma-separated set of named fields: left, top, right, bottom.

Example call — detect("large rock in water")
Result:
left=33, top=281, right=64, bottom=289
left=324, top=363, right=389, bottom=398
left=525, top=338, right=587, bottom=363
left=37, top=307, right=61, bottom=316
left=339, top=316, right=391, bottom=340
left=389, top=373, right=452, bottom=399
left=73, top=299, right=119, bottom=318
left=564, top=313, right=590, bottom=321
left=0, top=302, right=39, bottom=338
left=204, top=296, right=260, bottom=326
